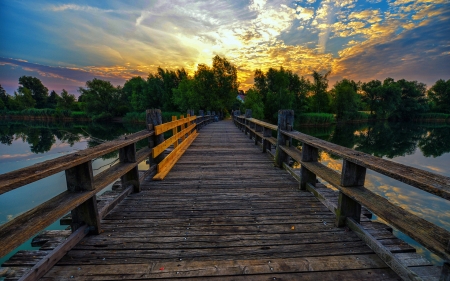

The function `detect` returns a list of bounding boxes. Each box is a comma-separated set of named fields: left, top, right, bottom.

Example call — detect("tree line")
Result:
left=244, top=67, right=450, bottom=122
left=1, top=55, right=449, bottom=122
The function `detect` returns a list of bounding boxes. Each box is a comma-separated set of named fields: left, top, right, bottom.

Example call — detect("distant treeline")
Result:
left=243, top=68, right=450, bottom=123
left=0, top=55, right=449, bottom=123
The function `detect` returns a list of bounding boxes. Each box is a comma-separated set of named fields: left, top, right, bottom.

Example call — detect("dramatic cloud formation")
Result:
left=0, top=0, right=449, bottom=94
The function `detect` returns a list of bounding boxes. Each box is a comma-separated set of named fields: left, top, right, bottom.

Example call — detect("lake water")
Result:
left=0, top=120, right=449, bottom=267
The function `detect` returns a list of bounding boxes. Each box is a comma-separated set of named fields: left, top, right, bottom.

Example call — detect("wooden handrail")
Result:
left=0, top=130, right=153, bottom=195
left=281, top=130, right=450, bottom=200
left=233, top=111, right=450, bottom=279
left=0, top=109, right=216, bottom=262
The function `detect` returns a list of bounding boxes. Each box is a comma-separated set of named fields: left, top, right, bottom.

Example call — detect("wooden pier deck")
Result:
left=32, top=120, right=403, bottom=280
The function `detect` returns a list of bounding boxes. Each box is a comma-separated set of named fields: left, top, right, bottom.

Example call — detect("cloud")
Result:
left=47, top=4, right=114, bottom=13
left=334, top=7, right=450, bottom=86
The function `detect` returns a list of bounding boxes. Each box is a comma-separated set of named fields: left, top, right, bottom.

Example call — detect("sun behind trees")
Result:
left=0, top=55, right=449, bottom=123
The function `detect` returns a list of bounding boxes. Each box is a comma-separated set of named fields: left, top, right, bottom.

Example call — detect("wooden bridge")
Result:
left=0, top=109, right=449, bottom=280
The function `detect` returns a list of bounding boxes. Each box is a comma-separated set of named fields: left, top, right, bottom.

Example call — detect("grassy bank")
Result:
left=123, top=111, right=183, bottom=123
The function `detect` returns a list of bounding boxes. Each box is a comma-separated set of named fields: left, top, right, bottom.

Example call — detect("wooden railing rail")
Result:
left=233, top=109, right=450, bottom=280
left=0, top=108, right=215, bottom=264
left=151, top=110, right=214, bottom=180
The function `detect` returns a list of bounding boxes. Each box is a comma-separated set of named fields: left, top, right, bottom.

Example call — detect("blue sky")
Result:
left=1, top=0, right=449, bottom=95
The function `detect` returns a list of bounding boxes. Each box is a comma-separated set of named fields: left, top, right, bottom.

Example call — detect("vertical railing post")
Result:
left=199, top=110, right=204, bottom=129
left=255, top=124, right=262, bottom=145
left=146, top=109, right=164, bottom=165
left=274, top=110, right=294, bottom=168
left=245, top=109, right=252, bottom=136
left=441, top=244, right=449, bottom=281
left=179, top=114, right=185, bottom=141
left=262, top=127, right=272, bottom=152
left=119, top=143, right=140, bottom=193
left=300, top=143, right=318, bottom=190
left=65, top=161, right=100, bottom=234
left=186, top=113, right=191, bottom=138
left=172, top=116, right=178, bottom=148
left=335, top=160, right=365, bottom=227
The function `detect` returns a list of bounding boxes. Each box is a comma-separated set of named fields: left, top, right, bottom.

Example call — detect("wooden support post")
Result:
left=274, top=110, right=294, bottom=168
left=119, top=143, right=140, bottom=193
left=442, top=261, right=450, bottom=281
left=172, top=116, right=178, bottom=148
left=146, top=109, right=164, bottom=165
left=335, top=160, right=365, bottom=227
left=255, top=124, right=262, bottom=145
left=245, top=109, right=252, bottom=136
left=199, top=110, right=204, bottom=129
left=179, top=114, right=185, bottom=141
left=186, top=114, right=191, bottom=138
left=300, top=143, right=318, bottom=190
left=262, top=127, right=272, bottom=152
left=65, top=161, right=100, bottom=234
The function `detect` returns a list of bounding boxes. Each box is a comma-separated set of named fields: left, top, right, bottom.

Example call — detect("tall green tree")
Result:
left=57, top=89, right=76, bottom=110
left=243, top=88, right=264, bottom=119
left=9, top=88, right=36, bottom=110
left=0, top=84, right=8, bottom=110
left=78, top=79, right=124, bottom=118
left=124, top=76, right=147, bottom=112
left=47, top=90, right=61, bottom=109
left=428, top=79, right=450, bottom=113
left=18, top=76, right=48, bottom=108
left=392, top=79, right=428, bottom=120
left=172, top=77, right=202, bottom=112
left=377, top=78, right=401, bottom=119
left=331, top=79, right=359, bottom=120
left=311, top=71, right=330, bottom=113
left=361, top=80, right=382, bottom=117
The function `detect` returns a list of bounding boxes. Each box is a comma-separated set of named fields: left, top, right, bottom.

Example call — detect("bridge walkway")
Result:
left=38, top=120, right=399, bottom=280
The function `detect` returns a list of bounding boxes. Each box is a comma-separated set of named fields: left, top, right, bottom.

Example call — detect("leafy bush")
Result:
left=417, top=113, right=450, bottom=121
left=70, top=111, right=89, bottom=119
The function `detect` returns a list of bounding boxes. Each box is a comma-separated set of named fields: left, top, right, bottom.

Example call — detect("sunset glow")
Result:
left=1, top=0, right=449, bottom=95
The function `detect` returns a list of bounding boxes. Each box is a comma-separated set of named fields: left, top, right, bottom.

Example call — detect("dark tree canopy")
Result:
left=18, top=76, right=48, bottom=108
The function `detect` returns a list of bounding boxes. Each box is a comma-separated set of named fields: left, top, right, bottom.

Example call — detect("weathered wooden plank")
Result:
left=0, top=130, right=153, bottom=195
left=246, top=117, right=278, bottom=131
left=40, top=255, right=395, bottom=280
left=18, top=225, right=88, bottom=281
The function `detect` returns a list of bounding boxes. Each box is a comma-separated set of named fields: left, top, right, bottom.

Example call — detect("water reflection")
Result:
left=299, top=122, right=450, bottom=159
left=0, top=121, right=146, bottom=161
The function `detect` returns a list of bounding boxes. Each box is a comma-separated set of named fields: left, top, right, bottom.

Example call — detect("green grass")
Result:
left=124, top=111, right=183, bottom=123
left=417, top=113, right=450, bottom=120
left=297, top=113, right=335, bottom=125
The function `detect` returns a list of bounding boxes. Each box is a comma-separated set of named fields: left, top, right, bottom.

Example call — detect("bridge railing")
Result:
left=234, top=109, right=450, bottom=280
left=0, top=109, right=214, bottom=280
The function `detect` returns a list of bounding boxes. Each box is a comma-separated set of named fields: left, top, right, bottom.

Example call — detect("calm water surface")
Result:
left=0, top=120, right=449, bottom=266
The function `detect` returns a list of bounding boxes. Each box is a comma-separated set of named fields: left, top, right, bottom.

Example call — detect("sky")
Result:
left=0, top=0, right=449, bottom=96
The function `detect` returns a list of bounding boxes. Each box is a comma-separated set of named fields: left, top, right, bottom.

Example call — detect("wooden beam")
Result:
left=0, top=130, right=152, bottom=195
left=65, top=161, right=100, bottom=234
left=300, top=143, right=318, bottom=191
left=335, top=160, right=365, bottom=227
left=301, top=160, right=450, bottom=261
left=147, top=109, right=164, bottom=165
left=154, top=116, right=196, bottom=135
left=119, top=143, right=140, bottom=193
left=282, top=130, right=450, bottom=200
left=152, top=123, right=196, bottom=158
left=274, top=110, right=294, bottom=168
left=18, top=225, right=89, bottom=281
left=153, top=131, right=199, bottom=180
